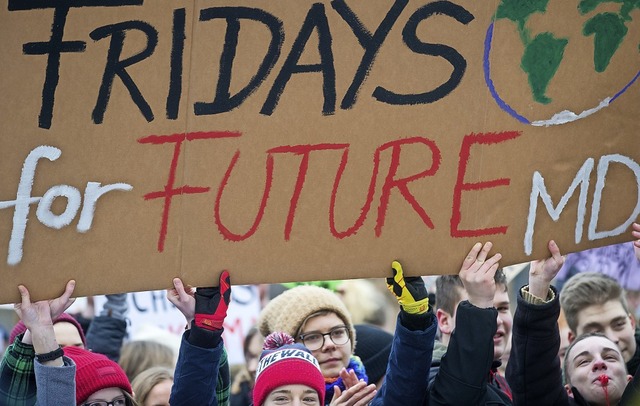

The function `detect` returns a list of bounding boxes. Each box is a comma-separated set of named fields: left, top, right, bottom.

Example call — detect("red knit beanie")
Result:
left=253, top=332, right=325, bottom=406
left=64, top=346, right=132, bottom=404
left=9, top=313, right=87, bottom=347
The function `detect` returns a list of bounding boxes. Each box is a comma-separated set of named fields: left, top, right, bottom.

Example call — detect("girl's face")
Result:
left=83, top=387, right=126, bottom=406
left=144, top=378, right=172, bottom=406
left=298, top=312, right=351, bottom=379
left=246, top=333, right=264, bottom=382
left=264, top=384, right=320, bottom=406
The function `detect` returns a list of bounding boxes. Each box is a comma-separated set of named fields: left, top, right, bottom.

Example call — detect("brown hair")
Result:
left=435, top=269, right=507, bottom=316
left=559, top=272, right=629, bottom=333
left=130, top=366, right=173, bottom=406
left=231, top=326, right=263, bottom=395
left=119, top=340, right=175, bottom=383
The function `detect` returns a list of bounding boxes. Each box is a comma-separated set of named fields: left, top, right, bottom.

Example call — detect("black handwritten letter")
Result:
left=332, top=0, right=408, bottom=109
left=90, top=21, right=158, bottom=124
left=194, top=7, right=284, bottom=116
left=373, top=1, right=474, bottom=105
left=166, top=8, right=186, bottom=120
left=8, top=0, right=144, bottom=129
left=261, top=3, right=336, bottom=116
left=21, top=6, right=86, bottom=130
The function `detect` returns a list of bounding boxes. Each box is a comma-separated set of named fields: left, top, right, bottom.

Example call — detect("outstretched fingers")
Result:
left=330, top=381, right=377, bottom=406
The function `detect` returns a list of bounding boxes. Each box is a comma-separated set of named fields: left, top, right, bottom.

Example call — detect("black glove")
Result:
left=189, top=271, right=231, bottom=348
left=387, top=261, right=429, bottom=315
left=194, top=270, right=231, bottom=332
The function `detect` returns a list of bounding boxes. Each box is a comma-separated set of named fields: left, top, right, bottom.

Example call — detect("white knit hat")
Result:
left=258, top=285, right=356, bottom=351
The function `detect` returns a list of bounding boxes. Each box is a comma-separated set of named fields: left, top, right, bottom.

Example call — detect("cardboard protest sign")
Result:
left=1, top=1, right=639, bottom=303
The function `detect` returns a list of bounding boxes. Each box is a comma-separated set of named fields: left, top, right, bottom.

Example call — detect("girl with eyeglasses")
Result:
left=258, top=285, right=377, bottom=405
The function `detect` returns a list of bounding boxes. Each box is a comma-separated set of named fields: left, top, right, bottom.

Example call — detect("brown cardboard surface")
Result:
left=1, top=1, right=639, bottom=303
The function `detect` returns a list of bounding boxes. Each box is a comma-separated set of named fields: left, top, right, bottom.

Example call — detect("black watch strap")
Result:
left=35, top=346, right=64, bottom=363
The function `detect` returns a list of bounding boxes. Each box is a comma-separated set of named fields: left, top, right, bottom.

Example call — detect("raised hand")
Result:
left=167, top=277, right=196, bottom=323
left=14, top=280, right=76, bottom=359
left=330, top=369, right=377, bottom=406
left=14, top=280, right=76, bottom=332
left=528, top=240, right=564, bottom=298
left=633, top=222, right=640, bottom=261
left=387, top=260, right=429, bottom=315
left=459, top=242, right=502, bottom=309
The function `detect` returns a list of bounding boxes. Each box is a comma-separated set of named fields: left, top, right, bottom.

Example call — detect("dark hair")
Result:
left=243, top=326, right=260, bottom=357
left=435, top=269, right=507, bottom=316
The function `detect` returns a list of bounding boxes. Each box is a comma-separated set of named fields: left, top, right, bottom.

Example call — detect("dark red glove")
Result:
left=194, top=270, right=231, bottom=332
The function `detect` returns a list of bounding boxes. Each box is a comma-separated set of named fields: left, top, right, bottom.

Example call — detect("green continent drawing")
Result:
left=495, top=0, right=639, bottom=104
left=579, top=0, right=639, bottom=72
left=521, top=33, right=568, bottom=104
left=496, top=0, right=566, bottom=104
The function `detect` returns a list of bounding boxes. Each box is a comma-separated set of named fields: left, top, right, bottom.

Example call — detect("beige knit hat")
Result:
left=258, top=285, right=356, bottom=352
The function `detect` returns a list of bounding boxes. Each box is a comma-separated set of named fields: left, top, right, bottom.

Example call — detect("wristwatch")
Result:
left=35, top=346, right=64, bottom=363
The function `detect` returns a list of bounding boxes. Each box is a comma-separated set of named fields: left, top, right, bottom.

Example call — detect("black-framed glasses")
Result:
left=82, top=396, right=127, bottom=406
left=299, top=325, right=350, bottom=351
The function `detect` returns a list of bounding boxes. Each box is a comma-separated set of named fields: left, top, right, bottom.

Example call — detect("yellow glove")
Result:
left=387, top=261, right=429, bottom=315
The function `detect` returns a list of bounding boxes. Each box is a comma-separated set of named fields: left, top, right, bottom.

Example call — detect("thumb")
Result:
left=18, top=285, right=30, bottom=307
left=61, top=280, right=76, bottom=303
left=172, top=278, right=189, bottom=299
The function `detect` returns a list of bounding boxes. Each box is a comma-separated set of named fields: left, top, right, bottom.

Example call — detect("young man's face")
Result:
left=571, top=299, right=636, bottom=363
left=438, top=284, right=512, bottom=361
left=565, top=336, right=631, bottom=405
left=493, top=287, right=512, bottom=361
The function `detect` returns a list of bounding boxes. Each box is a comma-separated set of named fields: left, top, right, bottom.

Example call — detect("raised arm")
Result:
left=85, top=292, right=129, bottom=362
left=15, top=280, right=76, bottom=365
left=633, top=222, right=640, bottom=261
left=430, top=242, right=502, bottom=406
left=506, top=240, right=568, bottom=406
left=168, top=271, right=231, bottom=406
left=2, top=281, right=77, bottom=406
left=371, top=260, right=436, bottom=406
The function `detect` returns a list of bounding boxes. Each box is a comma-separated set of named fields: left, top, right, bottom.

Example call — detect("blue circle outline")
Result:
left=483, top=21, right=640, bottom=125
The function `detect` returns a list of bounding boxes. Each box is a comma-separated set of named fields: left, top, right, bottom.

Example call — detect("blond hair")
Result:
left=131, top=366, right=173, bottom=406
left=119, top=340, right=175, bottom=383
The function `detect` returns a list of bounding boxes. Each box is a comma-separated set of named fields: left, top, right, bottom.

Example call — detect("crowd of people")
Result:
left=1, top=222, right=639, bottom=405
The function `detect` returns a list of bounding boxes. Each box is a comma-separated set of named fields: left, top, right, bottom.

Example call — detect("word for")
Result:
left=8, top=0, right=474, bottom=129
left=525, top=154, right=640, bottom=254
left=0, top=146, right=132, bottom=265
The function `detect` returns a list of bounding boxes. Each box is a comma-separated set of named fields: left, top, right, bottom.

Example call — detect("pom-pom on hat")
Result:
left=9, top=313, right=86, bottom=347
left=253, top=332, right=325, bottom=406
left=64, top=346, right=132, bottom=404
left=258, top=285, right=356, bottom=351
